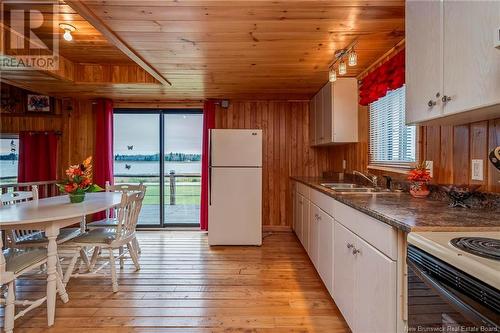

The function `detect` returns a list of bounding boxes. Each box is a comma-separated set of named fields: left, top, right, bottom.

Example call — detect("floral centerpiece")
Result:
left=407, top=161, right=431, bottom=198
left=57, top=157, right=103, bottom=203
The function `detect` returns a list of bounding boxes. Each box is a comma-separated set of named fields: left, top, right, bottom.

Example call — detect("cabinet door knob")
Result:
left=352, top=248, right=360, bottom=255
left=441, top=95, right=452, bottom=103
left=346, top=243, right=354, bottom=249
left=427, top=100, right=436, bottom=108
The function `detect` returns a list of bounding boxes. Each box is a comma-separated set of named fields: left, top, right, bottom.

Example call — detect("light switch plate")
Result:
left=342, top=159, right=347, bottom=170
left=471, top=159, right=484, bottom=181
left=425, top=160, right=433, bottom=178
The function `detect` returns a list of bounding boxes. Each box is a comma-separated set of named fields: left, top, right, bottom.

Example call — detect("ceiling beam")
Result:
left=65, top=0, right=172, bottom=86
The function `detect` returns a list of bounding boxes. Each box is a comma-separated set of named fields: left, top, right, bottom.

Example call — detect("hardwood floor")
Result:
left=4, top=231, right=349, bottom=333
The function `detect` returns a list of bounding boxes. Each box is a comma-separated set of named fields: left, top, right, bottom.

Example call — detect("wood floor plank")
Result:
left=3, top=231, right=349, bottom=332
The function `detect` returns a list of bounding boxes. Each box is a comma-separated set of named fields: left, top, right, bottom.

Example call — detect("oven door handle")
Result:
left=407, top=259, right=498, bottom=328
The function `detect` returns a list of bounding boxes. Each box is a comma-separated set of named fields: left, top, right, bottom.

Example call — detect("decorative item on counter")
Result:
left=57, top=156, right=103, bottom=203
left=489, top=146, right=500, bottom=171
left=407, top=161, right=431, bottom=198
left=442, top=184, right=481, bottom=208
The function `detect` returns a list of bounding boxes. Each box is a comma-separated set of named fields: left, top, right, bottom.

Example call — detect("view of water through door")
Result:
left=113, top=110, right=203, bottom=227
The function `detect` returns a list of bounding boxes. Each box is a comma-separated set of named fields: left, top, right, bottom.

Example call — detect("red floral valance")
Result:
left=359, top=49, right=405, bottom=106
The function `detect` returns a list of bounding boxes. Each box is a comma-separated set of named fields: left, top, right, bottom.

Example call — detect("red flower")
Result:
left=64, top=183, right=78, bottom=193
left=79, top=178, right=91, bottom=188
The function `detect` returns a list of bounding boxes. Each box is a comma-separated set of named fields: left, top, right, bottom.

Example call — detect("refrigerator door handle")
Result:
left=209, top=167, right=212, bottom=206
left=209, top=129, right=212, bottom=167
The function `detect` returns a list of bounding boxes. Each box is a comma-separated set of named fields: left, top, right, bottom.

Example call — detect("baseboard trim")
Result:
left=262, top=225, right=292, bottom=232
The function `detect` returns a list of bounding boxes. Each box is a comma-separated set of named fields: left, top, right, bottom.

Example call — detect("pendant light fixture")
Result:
left=327, top=38, right=359, bottom=81
left=59, top=23, right=76, bottom=41
left=348, top=49, right=357, bottom=66
left=338, top=59, right=347, bottom=75
left=329, top=68, right=337, bottom=82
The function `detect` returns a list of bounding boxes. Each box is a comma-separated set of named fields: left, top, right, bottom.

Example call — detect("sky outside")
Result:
left=0, top=138, right=18, bottom=155
left=114, top=113, right=203, bottom=155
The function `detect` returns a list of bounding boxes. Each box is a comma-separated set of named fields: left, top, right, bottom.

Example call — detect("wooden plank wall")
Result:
left=0, top=96, right=96, bottom=179
left=214, top=100, right=339, bottom=229
left=422, top=119, right=500, bottom=192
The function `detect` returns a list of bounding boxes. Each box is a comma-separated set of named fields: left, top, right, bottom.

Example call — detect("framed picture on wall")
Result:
left=26, top=94, right=53, bottom=113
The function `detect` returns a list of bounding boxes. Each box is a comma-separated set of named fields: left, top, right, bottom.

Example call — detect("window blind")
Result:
left=369, top=86, right=416, bottom=167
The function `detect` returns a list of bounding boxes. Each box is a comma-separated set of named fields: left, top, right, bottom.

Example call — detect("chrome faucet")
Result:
left=353, top=170, right=378, bottom=188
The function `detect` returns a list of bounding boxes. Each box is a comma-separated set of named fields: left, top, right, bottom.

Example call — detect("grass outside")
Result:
left=115, top=176, right=200, bottom=205
left=142, top=184, right=200, bottom=205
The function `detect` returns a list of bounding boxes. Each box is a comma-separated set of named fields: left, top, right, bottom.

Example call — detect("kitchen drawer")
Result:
left=333, top=201, right=397, bottom=260
left=310, top=188, right=335, bottom=217
left=296, top=182, right=310, bottom=199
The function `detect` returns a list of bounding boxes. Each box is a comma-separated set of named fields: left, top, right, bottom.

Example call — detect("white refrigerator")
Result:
left=208, top=129, right=262, bottom=246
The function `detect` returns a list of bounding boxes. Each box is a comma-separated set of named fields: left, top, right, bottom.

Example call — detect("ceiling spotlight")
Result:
left=348, top=49, right=357, bottom=66
left=338, top=59, right=347, bottom=75
left=59, top=23, right=76, bottom=41
left=329, top=68, right=337, bottom=82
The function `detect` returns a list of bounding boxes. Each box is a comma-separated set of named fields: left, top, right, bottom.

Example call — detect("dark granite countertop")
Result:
left=291, top=177, right=500, bottom=233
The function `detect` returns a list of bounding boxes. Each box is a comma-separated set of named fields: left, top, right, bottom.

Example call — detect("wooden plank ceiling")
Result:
left=2, top=0, right=405, bottom=101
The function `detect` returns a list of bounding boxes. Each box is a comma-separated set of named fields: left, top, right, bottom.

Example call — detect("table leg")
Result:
left=45, top=225, right=68, bottom=326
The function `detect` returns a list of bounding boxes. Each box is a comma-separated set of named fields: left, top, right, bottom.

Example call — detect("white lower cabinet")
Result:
left=317, top=208, right=334, bottom=296
left=309, top=203, right=320, bottom=267
left=301, top=197, right=310, bottom=252
left=293, top=181, right=400, bottom=333
left=354, top=235, right=397, bottom=333
left=333, top=221, right=356, bottom=328
left=334, top=220, right=397, bottom=333
left=293, top=193, right=302, bottom=242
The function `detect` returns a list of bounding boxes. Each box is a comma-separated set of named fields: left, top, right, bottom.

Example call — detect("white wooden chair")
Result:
left=87, top=182, right=146, bottom=254
left=63, top=190, right=145, bottom=292
left=1, top=229, right=67, bottom=333
left=0, top=187, right=82, bottom=248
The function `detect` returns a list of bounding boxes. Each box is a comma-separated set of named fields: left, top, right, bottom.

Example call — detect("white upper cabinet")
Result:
left=309, top=78, right=358, bottom=145
left=308, top=97, right=316, bottom=146
left=314, top=89, right=324, bottom=145
left=406, top=0, right=500, bottom=125
left=405, top=0, right=443, bottom=124
left=442, top=1, right=500, bottom=116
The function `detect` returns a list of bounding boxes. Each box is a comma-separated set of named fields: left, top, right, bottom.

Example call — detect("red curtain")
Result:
left=359, top=49, right=405, bottom=106
left=200, top=100, right=216, bottom=231
left=93, top=98, right=114, bottom=220
left=18, top=131, right=58, bottom=183
left=93, top=98, right=114, bottom=188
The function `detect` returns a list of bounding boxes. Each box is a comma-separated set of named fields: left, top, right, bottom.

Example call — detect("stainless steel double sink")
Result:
left=320, top=183, right=397, bottom=194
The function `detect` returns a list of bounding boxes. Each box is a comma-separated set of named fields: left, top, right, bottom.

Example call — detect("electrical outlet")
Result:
left=425, top=160, right=433, bottom=178
left=342, top=159, right=347, bottom=170
left=471, top=159, right=484, bottom=181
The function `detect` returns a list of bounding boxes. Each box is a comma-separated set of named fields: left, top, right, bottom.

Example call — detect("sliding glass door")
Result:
left=163, top=114, right=203, bottom=227
left=113, top=110, right=202, bottom=227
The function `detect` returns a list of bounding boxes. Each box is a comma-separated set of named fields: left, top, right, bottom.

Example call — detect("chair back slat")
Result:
left=115, top=191, right=145, bottom=241
left=0, top=186, right=42, bottom=247
left=104, top=182, right=145, bottom=219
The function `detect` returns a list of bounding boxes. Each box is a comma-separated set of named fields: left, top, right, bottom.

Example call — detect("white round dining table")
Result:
left=0, top=192, right=122, bottom=327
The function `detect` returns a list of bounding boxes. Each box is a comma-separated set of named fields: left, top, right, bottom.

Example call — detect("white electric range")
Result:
left=408, top=231, right=500, bottom=289
left=406, top=231, right=500, bottom=331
